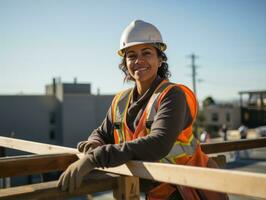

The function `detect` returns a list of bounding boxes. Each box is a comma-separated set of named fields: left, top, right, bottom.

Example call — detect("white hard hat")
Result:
left=238, top=125, right=248, bottom=132
left=118, top=20, right=167, bottom=56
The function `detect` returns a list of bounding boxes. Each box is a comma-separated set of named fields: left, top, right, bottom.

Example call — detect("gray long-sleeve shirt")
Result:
left=88, top=77, right=193, bottom=168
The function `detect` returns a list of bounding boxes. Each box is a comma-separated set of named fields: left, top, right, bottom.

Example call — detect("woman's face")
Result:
left=125, top=44, right=161, bottom=84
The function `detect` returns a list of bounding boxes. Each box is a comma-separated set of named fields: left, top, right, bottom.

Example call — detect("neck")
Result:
left=136, top=77, right=156, bottom=97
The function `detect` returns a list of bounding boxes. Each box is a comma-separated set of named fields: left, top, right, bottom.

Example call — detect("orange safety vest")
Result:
left=111, top=80, right=224, bottom=200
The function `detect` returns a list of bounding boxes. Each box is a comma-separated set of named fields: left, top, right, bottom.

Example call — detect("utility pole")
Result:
left=187, top=53, right=199, bottom=139
left=188, top=53, right=198, bottom=97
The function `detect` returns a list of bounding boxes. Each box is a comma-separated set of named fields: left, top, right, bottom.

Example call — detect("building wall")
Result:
left=0, top=83, right=113, bottom=187
left=0, top=93, right=114, bottom=187
left=0, top=94, right=114, bottom=149
left=0, top=96, right=61, bottom=144
left=203, top=105, right=241, bottom=130
left=61, top=94, right=113, bottom=147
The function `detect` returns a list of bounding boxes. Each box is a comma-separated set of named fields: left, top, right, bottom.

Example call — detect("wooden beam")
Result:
left=0, top=154, right=78, bottom=178
left=0, top=136, right=79, bottom=155
left=0, top=172, right=118, bottom=200
left=1, top=137, right=266, bottom=198
left=0, top=147, right=5, bottom=157
left=2, top=136, right=266, bottom=156
left=101, top=161, right=266, bottom=199
left=201, top=137, right=266, bottom=154
left=0, top=154, right=227, bottom=178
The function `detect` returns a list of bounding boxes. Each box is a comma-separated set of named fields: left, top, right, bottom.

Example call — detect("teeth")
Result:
left=136, top=67, right=148, bottom=72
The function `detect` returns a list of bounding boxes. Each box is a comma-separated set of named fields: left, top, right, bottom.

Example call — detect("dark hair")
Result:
left=118, top=48, right=171, bottom=82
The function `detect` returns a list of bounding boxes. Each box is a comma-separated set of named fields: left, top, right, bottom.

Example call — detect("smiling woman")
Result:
left=120, top=44, right=170, bottom=78
left=123, top=44, right=164, bottom=96
left=57, top=19, right=228, bottom=200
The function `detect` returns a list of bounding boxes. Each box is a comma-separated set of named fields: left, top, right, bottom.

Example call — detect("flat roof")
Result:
left=239, top=90, right=266, bottom=95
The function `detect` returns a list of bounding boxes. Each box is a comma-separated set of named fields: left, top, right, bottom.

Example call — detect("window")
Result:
left=49, top=112, right=56, bottom=124
left=226, top=113, right=231, bottom=122
left=49, top=129, right=55, bottom=140
left=212, top=113, right=219, bottom=122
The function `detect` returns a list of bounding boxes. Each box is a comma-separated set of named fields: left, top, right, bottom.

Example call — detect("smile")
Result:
left=134, top=67, right=149, bottom=72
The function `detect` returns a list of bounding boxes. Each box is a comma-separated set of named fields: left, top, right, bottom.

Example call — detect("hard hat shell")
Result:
left=118, top=20, right=167, bottom=56
left=238, top=125, right=248, bottom=133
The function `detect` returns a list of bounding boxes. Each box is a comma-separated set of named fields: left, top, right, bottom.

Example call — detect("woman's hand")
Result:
left=77, top=140, right=102, bottom=153
left=57, top=155, right=95, bottom=192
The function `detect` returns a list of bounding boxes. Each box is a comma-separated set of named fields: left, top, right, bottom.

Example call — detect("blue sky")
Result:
left=0, top=0, right=265, bottom=101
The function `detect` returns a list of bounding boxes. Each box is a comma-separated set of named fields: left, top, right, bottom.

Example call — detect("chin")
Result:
left=135, top=75, right=154, bottom=83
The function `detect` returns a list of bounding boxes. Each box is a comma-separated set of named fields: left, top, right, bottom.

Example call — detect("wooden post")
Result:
left=113, top=176, right=140, bottom=200
left=211, top=155, right=226, bottom=169
left=0, top=147, right=10, bottom=189
left=0, top=147, right=5, bottom=157
left=0, top=147, right=5, bottom=188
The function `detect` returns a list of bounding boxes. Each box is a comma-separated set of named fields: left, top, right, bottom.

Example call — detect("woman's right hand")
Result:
left=57, top=154, right=95, bottom=192
left=77, top=140, right=102, bottom=153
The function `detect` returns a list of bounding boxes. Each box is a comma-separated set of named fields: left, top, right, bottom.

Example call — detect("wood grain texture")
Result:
left=201, top=137, right=266, bottom=154
left=0, top=154, right=78, bottom=177
left=1, top=136, right=266, bottom=198
left=0, top=172, right=118, bottom=200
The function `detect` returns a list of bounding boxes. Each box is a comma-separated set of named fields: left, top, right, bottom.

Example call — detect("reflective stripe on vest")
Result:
left=111, top=80, right=200, bottom=165
left=111, top=88, right=132, bottom=144
left=143, top=81, right=199, bottom=164
left=160, top=134, right=198, bottom=164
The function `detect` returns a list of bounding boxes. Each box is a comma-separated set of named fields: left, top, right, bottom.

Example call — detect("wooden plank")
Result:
left=210, top=155, right=226, bottom=169
left=0, top=172, right=118, bottom=200
left=101, top=161, right=266, bottom=199
left=2, top=136, right=266, bottom=156
left=0, top=136, right=79, bottom=155
left=0, top=154, right=78, bottom=178
left=1, top=136, right=266, bottom=198
left=201, top=137, right=266, bottom=154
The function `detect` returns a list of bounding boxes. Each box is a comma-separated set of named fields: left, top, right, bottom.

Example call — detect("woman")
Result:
left=58, top=20, right=228, bottom=200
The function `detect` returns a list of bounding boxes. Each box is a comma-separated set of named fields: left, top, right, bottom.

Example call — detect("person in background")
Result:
left=239, top=125, right=248, bottom=139
left=200, top=129, right=210, bottom=143
left=221, top=124, right=228, bottom=141
left=57, top=19, right=228, bottom=200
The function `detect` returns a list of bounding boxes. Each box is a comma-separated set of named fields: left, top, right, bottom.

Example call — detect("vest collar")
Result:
left=131, top=76, right=164, bottom=105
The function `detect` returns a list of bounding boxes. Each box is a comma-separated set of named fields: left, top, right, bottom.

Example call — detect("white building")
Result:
left=203, top=103, right=241, bottom=132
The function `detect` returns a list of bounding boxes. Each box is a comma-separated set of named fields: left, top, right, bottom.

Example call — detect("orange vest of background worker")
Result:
left=112, top=79, right=228, bottom=200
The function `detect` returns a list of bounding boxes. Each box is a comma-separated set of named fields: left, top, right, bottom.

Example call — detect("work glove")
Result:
left=57, top=154, right=95, bottom=192
left=77, top=140, right=102, bottom=153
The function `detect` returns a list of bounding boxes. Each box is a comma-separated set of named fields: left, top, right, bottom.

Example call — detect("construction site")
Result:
left=0, top=79, right=266, bottom=200
left=1, top=1, right=266, bottom=200
left=0, top=134, right=266, bottom=200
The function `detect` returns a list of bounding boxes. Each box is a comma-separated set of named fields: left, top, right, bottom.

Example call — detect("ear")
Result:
left=158, top=58, right=163, bottom=68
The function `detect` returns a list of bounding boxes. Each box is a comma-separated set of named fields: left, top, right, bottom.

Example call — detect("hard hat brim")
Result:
left=118, top=42, right=167, bottom=57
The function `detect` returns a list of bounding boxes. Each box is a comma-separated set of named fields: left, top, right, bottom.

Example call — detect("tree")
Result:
left=203, top=96, right=215, bottom=107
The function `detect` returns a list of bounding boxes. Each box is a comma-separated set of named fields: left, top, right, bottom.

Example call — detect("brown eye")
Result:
left=126, top=53, right=136, bottom=60
left=143, top=51, right=152, bottom=56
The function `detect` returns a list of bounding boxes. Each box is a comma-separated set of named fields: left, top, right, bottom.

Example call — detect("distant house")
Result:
left=239, top=90, right=266, bottom=128
left=202, top=103, right=241, bottom=134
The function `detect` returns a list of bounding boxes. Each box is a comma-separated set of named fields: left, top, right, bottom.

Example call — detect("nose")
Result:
left=135, top=53, right=145, bottom=64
